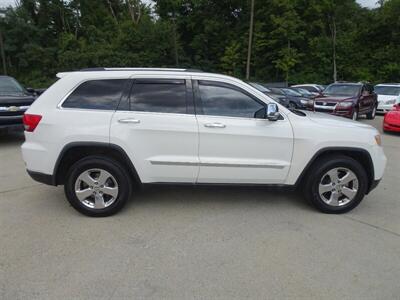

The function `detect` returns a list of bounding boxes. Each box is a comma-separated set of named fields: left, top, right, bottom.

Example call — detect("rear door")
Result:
left=110, top=75, right=199, bottom=183
left=194, top=78, right=293, bottom=184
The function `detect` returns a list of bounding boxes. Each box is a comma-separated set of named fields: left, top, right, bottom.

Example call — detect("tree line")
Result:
left=0, top=0, right=399, bottom=88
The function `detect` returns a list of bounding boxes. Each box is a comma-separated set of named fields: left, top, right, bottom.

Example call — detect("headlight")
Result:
left=385, top=99, right=396, bottom=104
left=375, top=134, right=382, bottom=146
left=300, top=99, right=309, bottom=105
left=337, top=101, right=353, bottom=108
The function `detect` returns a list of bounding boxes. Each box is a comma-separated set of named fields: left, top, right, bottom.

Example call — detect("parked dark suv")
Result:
left=0, top=75, right=36, bottom=129
left=314, top=82, right=378, bottom=120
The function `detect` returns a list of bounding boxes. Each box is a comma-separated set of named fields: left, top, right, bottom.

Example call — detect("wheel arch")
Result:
left=54, top=142, right=141, bottom=186
left=295, top=147, right=375, bottom=194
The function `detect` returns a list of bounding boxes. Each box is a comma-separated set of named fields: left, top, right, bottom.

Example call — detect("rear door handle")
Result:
left=204, top=122, right=226, bottom=128
left=118, top=118, right=140, bottom=124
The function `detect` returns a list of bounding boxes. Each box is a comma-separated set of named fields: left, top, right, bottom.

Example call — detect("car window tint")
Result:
left=63, top=79, right=127, bottom=110
left=198, top=81, right=264, bottom=118
left=130, top=79, right=187, bottom=114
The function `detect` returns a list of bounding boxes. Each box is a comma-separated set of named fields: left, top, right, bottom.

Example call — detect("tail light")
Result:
left=23, top=114, right=42, bottom=132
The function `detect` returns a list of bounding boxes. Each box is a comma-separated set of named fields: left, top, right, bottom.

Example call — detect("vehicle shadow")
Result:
left=123, top=184, right=313, bottom=214
left=383, top=131, right=400, bottom=137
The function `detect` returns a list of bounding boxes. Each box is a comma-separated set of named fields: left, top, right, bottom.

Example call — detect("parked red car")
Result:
left=314, top=82, right=378, bottom=120
left=383, top=104, right=400, bottom=133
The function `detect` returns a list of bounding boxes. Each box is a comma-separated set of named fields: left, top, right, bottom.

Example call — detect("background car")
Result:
left=314, top=82, right=377, bottom=120
left=383, top=103, right=400, bottom=133
left=291, top=84, right=325, bottom=94
left=268, top=87, right=313, bottom=110
left=289, top=87, right=318, bottom=98
left=374, top=83, right=400, bottom=114
left=0, top=75, right=36, bottom=129
left=247, top=82, right=289, bottom=108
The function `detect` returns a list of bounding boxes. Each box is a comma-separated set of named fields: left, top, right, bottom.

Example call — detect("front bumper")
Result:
left=367, top=179, right=381, bottom=194
left=383, top=122, right=400, bottom=132
left=27, top=170, right=56, bottom=186
left=377, top=103, right=395, bottom=114
left=314, top=105, right=353, bottom=118
left=0, top=115, right=24, bottom=128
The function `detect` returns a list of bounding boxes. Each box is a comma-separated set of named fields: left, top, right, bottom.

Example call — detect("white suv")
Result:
left=22, top=68, right=386, bottom=216
left=374, top=83, right=400, bottom=114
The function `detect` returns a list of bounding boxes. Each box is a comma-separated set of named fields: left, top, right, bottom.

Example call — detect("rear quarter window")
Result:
left=62, top=79, right=127, bottom=110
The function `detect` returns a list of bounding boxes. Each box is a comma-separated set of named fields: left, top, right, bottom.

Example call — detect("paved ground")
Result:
left=0, top=116, right=399, bottom=299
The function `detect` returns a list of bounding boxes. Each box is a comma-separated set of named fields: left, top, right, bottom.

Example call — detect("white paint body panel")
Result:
left=196, top=114, right=293, bottom=183
left=22, top=70, right=387, bottom=186
left=110, top=111, right=199, bottom=183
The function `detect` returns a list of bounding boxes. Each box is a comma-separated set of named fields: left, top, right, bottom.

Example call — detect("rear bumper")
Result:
left=27, top=170, right=56, bottom=186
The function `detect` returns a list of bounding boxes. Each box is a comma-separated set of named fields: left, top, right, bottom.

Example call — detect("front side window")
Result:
left=62, top=79, right=127, bottom=110
left=130, top=79, right=187, bottom=114
left=198, top=81, right=264, bottom=118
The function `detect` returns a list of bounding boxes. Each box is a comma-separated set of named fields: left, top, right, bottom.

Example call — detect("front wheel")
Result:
left=351, top=108, right=359, bottom=121
left=64, top=156, right=132, bottom=217
left=304, top=155, right=368, bottom=214
left=366, top=106, right=377, bottom=120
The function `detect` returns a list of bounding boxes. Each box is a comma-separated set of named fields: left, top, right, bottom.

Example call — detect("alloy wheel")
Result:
left=352, top=110, right=358, bottom=120
left=318, top=167, right=359, bottom=207
left=74, top=169, right=119, bottom=209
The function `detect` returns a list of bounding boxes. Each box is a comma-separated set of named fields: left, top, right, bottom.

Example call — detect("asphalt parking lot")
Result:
left=0, top=116, right=399, bottom=299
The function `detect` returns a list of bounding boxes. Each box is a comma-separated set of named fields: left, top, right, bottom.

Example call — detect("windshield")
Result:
left=0, top=77, right=25, bottom=95
left=323, top=84, right=361, bottom=96
left=374, top=86, right=400, bottom=96
left=283, top=88, right=302, bottom=97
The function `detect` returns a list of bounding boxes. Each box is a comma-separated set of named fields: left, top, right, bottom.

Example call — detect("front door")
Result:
left=194, top=79, right=294, bottom=184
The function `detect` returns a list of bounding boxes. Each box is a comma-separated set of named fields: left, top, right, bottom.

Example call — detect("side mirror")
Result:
left=267, top=103, right=280, bottom=121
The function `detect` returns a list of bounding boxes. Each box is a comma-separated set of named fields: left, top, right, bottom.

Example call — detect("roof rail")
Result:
left=79, top=67, right=203, bottom=73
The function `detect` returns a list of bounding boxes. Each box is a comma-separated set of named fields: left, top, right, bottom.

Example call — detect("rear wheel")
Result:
left=304, top=155, right=368, bottom=214
left=288, top=102, right=297, bottom=109
left=64, top=156, right=132, bottom=217
left=366, top=105, right=377, bottom=120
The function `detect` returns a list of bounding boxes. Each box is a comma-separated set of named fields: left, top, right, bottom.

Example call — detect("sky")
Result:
left=0, top=0, right=379, bottom=9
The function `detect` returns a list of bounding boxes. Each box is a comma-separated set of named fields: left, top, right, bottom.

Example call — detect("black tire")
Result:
left=288, top=102, right=297, bottom=109
left=303, top=155, right=368, bottom=214
left=351, top=108, right=359, bottom=121
left=64, top=156, right=132, bottom=217
left=366, top=105, right=377, bottom=120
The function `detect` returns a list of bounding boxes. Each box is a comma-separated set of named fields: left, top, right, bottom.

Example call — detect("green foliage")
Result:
left=0, top=0, right=399, bottom=87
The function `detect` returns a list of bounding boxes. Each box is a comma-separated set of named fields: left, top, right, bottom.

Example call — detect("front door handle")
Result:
left=204, top=122, right=226, bottom=128
left=118, top=118, right=140, bottom=124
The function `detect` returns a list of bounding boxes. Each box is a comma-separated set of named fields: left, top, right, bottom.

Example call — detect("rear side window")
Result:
left=130, top=79, right=187, bottom=114
left=62, top=79, right=127, bottom=110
